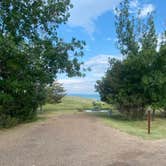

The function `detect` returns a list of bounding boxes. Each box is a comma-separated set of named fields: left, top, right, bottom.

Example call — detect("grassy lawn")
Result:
left=42, top=96, right=94, bottom=114
left=42, top=96, right=110, bottom=114
left=91, top=111, right=166, bottom=140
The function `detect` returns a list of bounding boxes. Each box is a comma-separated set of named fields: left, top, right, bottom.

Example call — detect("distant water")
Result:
left=68, top=93, right=100, bottom=101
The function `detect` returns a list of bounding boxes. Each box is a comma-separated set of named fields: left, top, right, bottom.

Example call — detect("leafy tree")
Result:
left=95, top=58, right=123, bottom=104
left=141, top=14, right=157, bottom=51
left=46, top=81, right=66, bottom=104
left=0, top=0, right=85, bottom=127
left=156, top=34, right=166, bottom=117
left=96, top=0, right=164, bottom=120
left=139, top=14, right=158, bottom=119
left=115, top=0, right=139, bottom=56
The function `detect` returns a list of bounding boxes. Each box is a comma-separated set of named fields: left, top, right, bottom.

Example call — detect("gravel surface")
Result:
left=0, top=113, right=165, bottom=166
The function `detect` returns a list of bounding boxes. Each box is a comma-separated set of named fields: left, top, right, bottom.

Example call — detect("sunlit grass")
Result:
left=42, top=96, right=110, bottom=114
left=42, top=96, right=94, bottom=114
left=42, top=96, right=166, bottom=140
left=91, top=111, right=166, bottom=140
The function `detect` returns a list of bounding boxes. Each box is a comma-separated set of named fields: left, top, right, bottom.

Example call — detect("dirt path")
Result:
left=0, top=113, right=165, bottom=166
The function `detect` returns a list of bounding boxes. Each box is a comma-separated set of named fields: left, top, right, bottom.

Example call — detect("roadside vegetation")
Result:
left=91, top=111, right=166, bottom=140
left=0, top=0, right=86, bottom=128
left=94, top=0, right=166, bottom=139
left=96, top=0, right=166, bottom=120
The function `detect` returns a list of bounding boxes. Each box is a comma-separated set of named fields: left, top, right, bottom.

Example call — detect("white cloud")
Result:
left=59, top=54, right=121, bottom=94
left=68, top=0, right=122, bottom=34
left=113, top=1, right=155, bottom=19
left=139, top=4, right=155, bottom=18
left=59, top=77, right=95, bottom=94
left=59, top=79, right=83, bottom=84
left=130, top=0, right=139, bottom=8
left=68, top=1, right=155, bottom=34
left=85, top=54, right=122, bottom=67
left=85, top=54, right=122, bottom=77
left=85, top=54, right=111, bottom=66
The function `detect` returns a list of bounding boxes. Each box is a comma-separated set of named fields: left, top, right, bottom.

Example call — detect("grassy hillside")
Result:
left=43, top=96, right=94, bottom=114
left=43, top=96, right=110, bottom=114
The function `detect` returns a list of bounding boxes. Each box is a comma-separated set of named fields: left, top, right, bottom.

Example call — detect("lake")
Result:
left=68, top=93, right=100, bottom=100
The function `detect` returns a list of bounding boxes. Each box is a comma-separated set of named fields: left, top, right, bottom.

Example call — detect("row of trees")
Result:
left=0, top=0, right=85, bottom=127
left=96, top=0, right=166, bottom=119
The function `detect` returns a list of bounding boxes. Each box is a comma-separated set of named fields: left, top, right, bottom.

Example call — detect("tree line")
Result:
left=96, top=0, right=166, bottom=120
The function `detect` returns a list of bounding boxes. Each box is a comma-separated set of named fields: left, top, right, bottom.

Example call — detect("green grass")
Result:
left=91, top=111, right=166, bottom=140
left=42, top=96, right=110, bottom=114
left=42, top=96, right=166, bottom=140
left=42, top=96, right=94, bottom=114
left=40, top=95, right=111, bottom=122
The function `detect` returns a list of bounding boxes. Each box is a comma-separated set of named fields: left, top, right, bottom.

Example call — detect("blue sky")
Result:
left=58, top=0, right=166, bottom=95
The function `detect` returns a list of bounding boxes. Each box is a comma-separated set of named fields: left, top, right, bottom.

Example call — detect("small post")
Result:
left=147, top=110, right=151, bottom=134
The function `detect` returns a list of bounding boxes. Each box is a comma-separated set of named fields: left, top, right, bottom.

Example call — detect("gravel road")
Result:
left=0, top=113, right=165, bottom=166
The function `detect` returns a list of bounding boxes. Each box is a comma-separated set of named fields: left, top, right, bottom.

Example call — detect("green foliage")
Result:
left=46, top=81, right=66, bottom=104
left=0, top=0, right=85, bottom=127
left=0, top=113, right=18, bottom=128
left=92, top=101, right=102, bottom=111
left=115, top=0, right=139, bottom=56
left=96, top=0, right=166, bottom=120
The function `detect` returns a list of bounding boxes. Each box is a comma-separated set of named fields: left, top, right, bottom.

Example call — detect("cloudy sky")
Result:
left=58, top=0, right=166, bottom=95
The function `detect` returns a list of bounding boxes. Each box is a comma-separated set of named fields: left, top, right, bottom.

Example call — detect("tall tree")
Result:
left=96, top=0, right=162, bottom=120
left=46, top=81, right=66, bottom=104
left=115, top=0, right=139, bottom=56
left=0, top=0, right=85, bottom=127
left=141, top=14, right=157, bottom=51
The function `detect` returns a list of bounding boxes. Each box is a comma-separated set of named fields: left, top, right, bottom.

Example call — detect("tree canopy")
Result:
left=46, top=81, right=66, bottom=104
left=0, top=0, right=85, bottom=127
left=96, top=0, right=166, bottom=119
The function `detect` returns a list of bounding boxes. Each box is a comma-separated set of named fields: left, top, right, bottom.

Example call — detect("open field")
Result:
left=43, top=96, right=94, bottom=113
left=42, top=96, right=110, bottom=115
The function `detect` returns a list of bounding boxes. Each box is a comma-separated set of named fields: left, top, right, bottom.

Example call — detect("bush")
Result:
left=0, top=0, right=85, bottom=128
left=92, top=101, right=102, bottom=111
left=46, top=82, right=66, bottom=104
left=0, top=113, right=18, bottom=128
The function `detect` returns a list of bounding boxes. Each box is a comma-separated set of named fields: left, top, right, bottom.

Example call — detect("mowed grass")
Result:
left=92, top=111, right=166, bottom=140
left=43, top=96, right=110, bottom=114
left=42, top=96, right=94, bottom=115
